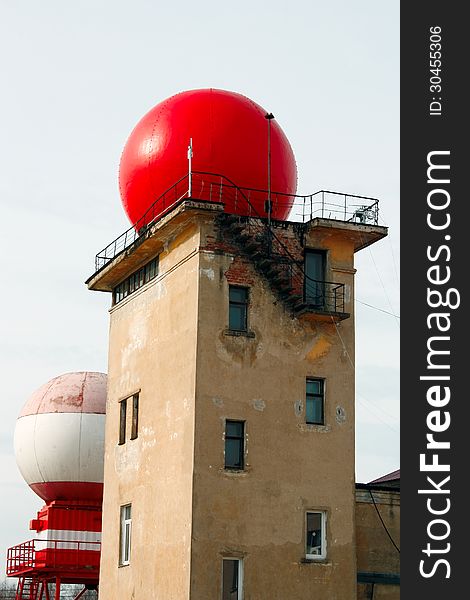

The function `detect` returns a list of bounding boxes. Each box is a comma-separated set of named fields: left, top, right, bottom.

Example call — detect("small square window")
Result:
left=225, top=420, right=244, bottom=470
left=119, top=504, right=132, bottom=566
left=222, top=559, right=243, bottom=600
left=306, top=379, right=325, bottom=425
left=306, top=511, right=326, bottom=559
left=229, top=286, right=249, bottom=332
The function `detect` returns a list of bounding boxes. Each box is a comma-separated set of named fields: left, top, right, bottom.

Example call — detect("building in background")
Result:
left=356, top=470, right=400, bottom=599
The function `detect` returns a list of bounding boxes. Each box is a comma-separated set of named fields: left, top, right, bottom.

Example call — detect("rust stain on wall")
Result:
left=306, top=335, right=332, bottom=361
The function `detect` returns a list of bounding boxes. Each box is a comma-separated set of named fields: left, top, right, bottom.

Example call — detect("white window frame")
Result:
left=119, top=504, right=132, bottom=566
left=222, top=557, right=243, bottom=600
left=305, top=511, right=327, bottom=560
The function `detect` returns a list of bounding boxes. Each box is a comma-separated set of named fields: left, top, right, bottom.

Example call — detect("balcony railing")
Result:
left=269, top=260, right=346, bottom=314
left=303, top=278, right=346, bottom=314
left=93, top=171, right=380, bottom=274
left=6, top=539, right=101, bottom=577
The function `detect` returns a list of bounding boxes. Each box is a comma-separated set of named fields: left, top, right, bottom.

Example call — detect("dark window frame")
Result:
left=130, top=394, right=139, bottom=440
left=306, top=378, right=325, bottom=425
left=228, top=285, right=249, bottom=332
left=119, top=399, right=127, bottom=445
left=224, top=420, right=245, bottom=470
left=304, top=250, right=327, bottom=306
left=113, top=256, right=159, bottom=305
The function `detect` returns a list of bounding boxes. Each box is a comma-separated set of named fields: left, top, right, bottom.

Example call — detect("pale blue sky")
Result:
left=0, top=0, right=399, bottom=575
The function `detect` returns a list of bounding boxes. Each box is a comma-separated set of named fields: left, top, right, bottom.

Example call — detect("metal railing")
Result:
left=93, top=171, right=380, bottom=274
left=304, top=278, right=345, bottom=313
left=6, top=539, right=101, bottom=576
left=95, top=173, right=190, bottom=270
left=219, top=214, right=346, bottom=314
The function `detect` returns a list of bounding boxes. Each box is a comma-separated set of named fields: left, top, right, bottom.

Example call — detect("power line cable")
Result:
left=356, top=394, right=400, bottom=434
left=356, top=298, right=400, bottom=319
left=378, top=211, right=400, bottom=291
left=360, top=231, right=400, bottom=329
left=328, top=316, right=399, bottom=433
left=367, top=487, right=400, bottom=554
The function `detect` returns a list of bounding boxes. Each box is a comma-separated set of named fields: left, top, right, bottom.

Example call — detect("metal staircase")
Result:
left=217, top=212, right=301, bottom=309
left=217, top=212, right=347, bottom=318
left=15, top=577, right=41, bottom=600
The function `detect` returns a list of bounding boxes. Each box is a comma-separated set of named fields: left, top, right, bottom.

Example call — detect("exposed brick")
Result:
left=224, top=256, right=256, bottom=286
left=202, top=215, right=307, bottom=300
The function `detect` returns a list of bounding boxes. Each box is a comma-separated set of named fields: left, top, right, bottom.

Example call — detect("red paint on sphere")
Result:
left=119, top=89, right=297, bottom=224
left=20, top=371, right=107, bottom=417
left=30, top=482, right=104, bottom=504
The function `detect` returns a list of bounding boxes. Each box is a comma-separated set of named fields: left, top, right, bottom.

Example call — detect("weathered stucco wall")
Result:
left=356, top=488, right=400, bottom=600
left=93, top=205, right=387, bottom=599
left=98, top=224, right=200, bottom=600
left=189, top=216, right=358, bottom=599
left=357, top=584, right=400, bottom=600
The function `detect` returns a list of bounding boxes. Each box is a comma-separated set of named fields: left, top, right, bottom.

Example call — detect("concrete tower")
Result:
left=87, top=89, right=387, bottom=599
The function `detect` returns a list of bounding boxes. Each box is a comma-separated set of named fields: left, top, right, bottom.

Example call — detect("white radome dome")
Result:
left=14, top=371, right=107, bottom=503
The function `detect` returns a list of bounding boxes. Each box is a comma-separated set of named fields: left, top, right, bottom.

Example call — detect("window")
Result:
left=113, top=257, right=159, bottom=305
left=130, top=394, right=139, bottom=440
left=119, top=393, right=140, bottom=444
left=229, top=286, right=249, bottom=332
left=222, top=559, right=243, bottom=600
left=306, top=379, right=324, bottom=425
left=306, top=511, right=326, bottom=560
left=304, top=250, right=326, bottom=306
left=224, top=421, right=244, bottom=470
left=119, top=504, right=132, bottom=565
left=119, top=399, right=127, bottom=445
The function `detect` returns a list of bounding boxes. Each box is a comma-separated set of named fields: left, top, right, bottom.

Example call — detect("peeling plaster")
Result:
left=252, top=399, right=266, bottom=412
left=294, top=399, right=303, bottom=416
left=114, top=442, right=140, bottom=473
left=200, top=267, right=215, bottom=280
left=335, top=406, right=347, bottom=424
left=153, top=280, right=167, bottom=300
left=120, top=310, right=148, bottom=371
left=216, top=331, right=260, bottom=366
left=141, top=426, right=157, bottom=450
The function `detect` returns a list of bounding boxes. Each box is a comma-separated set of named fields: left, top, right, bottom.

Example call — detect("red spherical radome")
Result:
left=119, top=88, right=297, bottom=225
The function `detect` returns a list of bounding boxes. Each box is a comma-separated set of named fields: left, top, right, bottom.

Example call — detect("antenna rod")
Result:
left=187, top=138, right=193, bottom=197
left=265, top=113, right=274, bottom=226
left=265, top=113, right=275, bottom=251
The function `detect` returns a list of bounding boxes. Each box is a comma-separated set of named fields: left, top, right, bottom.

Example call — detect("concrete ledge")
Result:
left=223, top=329, right=256, bottom=338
